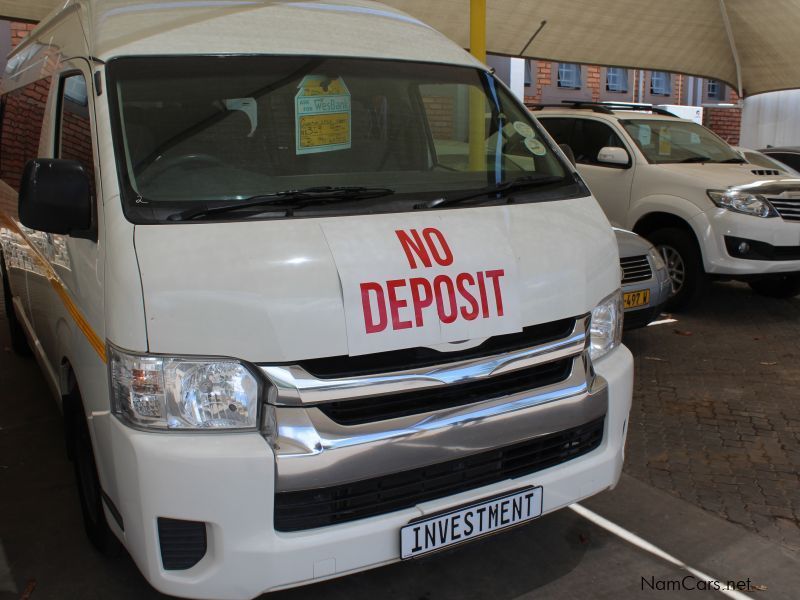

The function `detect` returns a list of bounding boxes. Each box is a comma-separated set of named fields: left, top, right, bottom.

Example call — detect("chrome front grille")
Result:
left=261, top=315, right=587, bottom=406
left=768, top=197, right=800, bottom=222
left=620, top=255, right=653, bottom=284
left=262, top=315, right=606, bottom=503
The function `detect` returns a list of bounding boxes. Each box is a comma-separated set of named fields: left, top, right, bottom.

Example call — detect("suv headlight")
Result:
left=647, top=245, right=668, bottom=274
left=589, top=290, right=623, bottom=361
left=109, top=345, right=261, bottom=431
left=707, top=189, right=778, bottom=218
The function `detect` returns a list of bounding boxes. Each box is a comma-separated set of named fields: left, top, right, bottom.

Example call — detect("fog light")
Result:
left=737, top=241, right=750, bottom=255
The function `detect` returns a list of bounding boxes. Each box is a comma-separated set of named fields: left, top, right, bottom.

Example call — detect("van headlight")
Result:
left=707, top=190, right=778, bottom=218
left=109, top=345, right=261, bottom=430
left=589, top=290, right=623, bottom=361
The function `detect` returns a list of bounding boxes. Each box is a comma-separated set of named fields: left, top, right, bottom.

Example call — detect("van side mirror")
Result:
left=558, top=144, right=576, bottom=167
left=597, top=146, right=630, bottom=167
left=19, top=159, right=94, bottom=240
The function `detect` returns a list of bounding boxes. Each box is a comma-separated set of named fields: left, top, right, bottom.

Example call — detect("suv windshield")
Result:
left=106, top=56, right=578, bottom=223
left=621, top=119, right=743, bottom=164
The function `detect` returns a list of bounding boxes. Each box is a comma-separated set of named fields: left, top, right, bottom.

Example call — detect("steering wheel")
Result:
left=137, top=153, right=227, bottom=182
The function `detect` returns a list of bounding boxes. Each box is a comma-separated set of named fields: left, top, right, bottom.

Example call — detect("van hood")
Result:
left=653, top=162, right=799, bottom=190
left=134, top=198, right=618, bottom=362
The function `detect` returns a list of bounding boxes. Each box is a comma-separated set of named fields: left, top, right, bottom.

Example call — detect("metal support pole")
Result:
left=469, top=0, right=487, bottom=171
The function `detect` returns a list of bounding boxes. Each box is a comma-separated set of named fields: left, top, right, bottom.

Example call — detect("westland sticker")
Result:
left=295, top=75, right=351, bottom=155
left=321, top=216, right=521, bottom=356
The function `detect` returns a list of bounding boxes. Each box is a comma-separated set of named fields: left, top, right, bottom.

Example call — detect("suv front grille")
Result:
left=317, top=358, right=572, bottom=425
left=620, top=255, right=653, bottom=284
left=768, top=197, right=800, bottom=222
left=274, top=417, right=604, bottom=531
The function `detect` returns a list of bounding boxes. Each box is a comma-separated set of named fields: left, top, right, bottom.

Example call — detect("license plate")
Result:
left=400, top=487, right=543, bottom=559
left=623, top=289, right=650, bottom=309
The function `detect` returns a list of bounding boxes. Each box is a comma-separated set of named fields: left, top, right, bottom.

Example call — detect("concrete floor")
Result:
left=1, top=282, right=799, bottom=599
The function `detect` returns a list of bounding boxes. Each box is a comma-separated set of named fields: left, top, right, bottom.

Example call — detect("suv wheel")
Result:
left=748, top=274, right=800, bottom=298
left=1, top=255, right=32, bottom=356
left=647, top=228, right=708, bottom=311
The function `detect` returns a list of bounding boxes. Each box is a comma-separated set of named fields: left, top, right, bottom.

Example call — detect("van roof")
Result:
left=15, top=0, right=483, bottom=68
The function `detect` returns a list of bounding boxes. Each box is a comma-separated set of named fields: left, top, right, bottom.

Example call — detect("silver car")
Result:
left=615, top=228, right=672, bottom=329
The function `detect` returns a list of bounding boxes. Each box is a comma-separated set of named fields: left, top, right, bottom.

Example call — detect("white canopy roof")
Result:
left=3, top=0, right=800, bottom=96
left=384, top=0, right=800, bottom=97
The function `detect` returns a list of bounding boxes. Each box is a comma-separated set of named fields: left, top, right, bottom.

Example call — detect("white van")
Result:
left=536, top=103, right=800, bottom=308
left=0, top=2, right=632, bottom=598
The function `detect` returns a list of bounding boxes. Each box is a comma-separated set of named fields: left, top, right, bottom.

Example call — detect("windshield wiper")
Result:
left=167, top=186, right=395, bottom=221
left=718, top=157, right=747, bottom=164
left=679, top=155, right=712, bottom=163
left=415, top=175, right=568, bottom=210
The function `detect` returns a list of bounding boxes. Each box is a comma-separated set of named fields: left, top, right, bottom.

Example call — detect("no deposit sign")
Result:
left=322, top=214, right=522, bottom=356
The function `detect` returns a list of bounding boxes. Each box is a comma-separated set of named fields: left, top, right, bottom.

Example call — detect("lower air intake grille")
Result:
left=620, top=255, right=653, bottom=284
left=157, top=517, right=207, bottom=570
left=274, top=417, right=605, bottom=532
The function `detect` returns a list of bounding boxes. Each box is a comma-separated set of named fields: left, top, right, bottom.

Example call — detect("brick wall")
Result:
left=586, top=65, right=601, bottom=102
left=526, top=62, right=688, bottom=106
left=422, top=95, right=455, bottom=140
left=10, top=21, right=35, bottom=48
left=523, top=61, right=551, bottom=104
left=703, top=106, right=742, bottom=145
left=0, top=78, right=51, bottom=194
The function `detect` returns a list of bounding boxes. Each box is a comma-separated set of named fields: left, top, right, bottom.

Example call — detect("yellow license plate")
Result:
left=623, top=289, right=650, bottom=309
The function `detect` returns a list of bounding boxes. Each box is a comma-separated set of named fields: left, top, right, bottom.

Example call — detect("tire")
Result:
left=748, top=274, right=800, bottom=298
left=646, top=227, right=708, bottom=311
left=1, top=255, right=32, bottom=356
left=67, top=391, right=123, bottom=556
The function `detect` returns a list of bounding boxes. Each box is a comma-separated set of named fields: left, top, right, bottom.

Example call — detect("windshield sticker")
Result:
left=658, top=126, right=671, bottom=156
left=295, top=76, right=351, bottom=155
left=320, top=217, right=522, bottom=356
left=524, top=137, right=547, bottom=156
left=513, top=121, right=535, bottom=138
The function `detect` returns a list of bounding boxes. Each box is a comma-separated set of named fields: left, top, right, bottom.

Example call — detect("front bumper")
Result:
left=692, top=209, right=800, bottom=275
left=621, top=259, right=671, bottom=330
left=97, top=345, right=633, bottom=600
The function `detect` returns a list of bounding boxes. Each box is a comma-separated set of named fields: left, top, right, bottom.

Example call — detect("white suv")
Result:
left=536, top=103, right=800, bottom=308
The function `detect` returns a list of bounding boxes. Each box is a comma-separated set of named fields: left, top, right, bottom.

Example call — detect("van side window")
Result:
left=571, top=120, right=626, bottom=166
left=57, top=73, right=95, bottom=197
left=0, top=77, right=52, bottom=198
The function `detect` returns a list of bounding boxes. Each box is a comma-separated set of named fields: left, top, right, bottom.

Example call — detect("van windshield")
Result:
left=106, top=56, right=579, bottom=222
left=621, top=119, right=744, bottom=164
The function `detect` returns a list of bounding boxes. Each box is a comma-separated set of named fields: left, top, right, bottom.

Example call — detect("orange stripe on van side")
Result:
left=0, top=211, right=107, bottom=363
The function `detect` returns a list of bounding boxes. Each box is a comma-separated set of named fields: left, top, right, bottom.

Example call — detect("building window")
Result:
left=524, top=59, right=532, bottom=87
left=650, top=71, right=671, bottom=95
left=606, top=68, right=628, bottom=93
left=558, top=63, right=581, bottom=89
left=707, top=79, right=721, bottom=99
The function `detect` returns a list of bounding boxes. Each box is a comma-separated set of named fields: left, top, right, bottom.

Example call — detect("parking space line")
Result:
left=570, top=503, right=753, bottom=599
